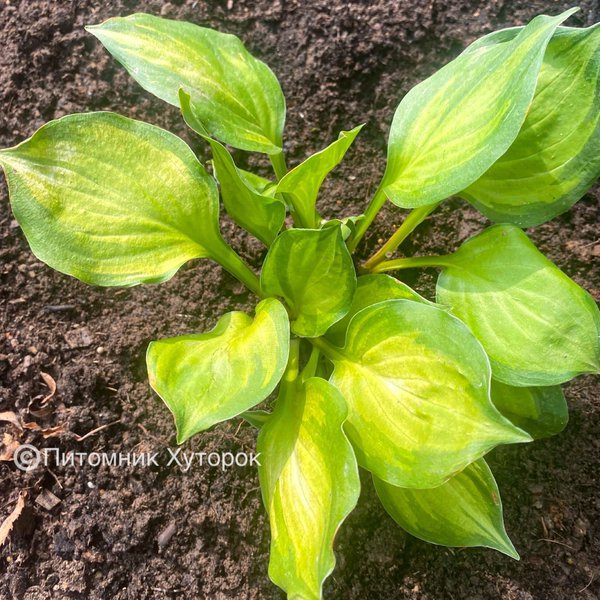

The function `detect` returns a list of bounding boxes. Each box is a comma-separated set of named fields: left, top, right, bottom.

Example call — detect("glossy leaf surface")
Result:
left=463, top=24, right=600, bottom=226
left=325, top=274, right=434, bottom=347
left=197, top=128, right=285, bottom=245
left=374, top=459, right=519, bottom=559
left=258, top=377, right=359, bottom=600
left=147, top=298, right=289, bottom=443
left=324, top=300, right=530, bottom=488
left=437, top=225, right=600, bottom=386
left=491, top=380, right=568, bottom=439
left=261, top=227, right=356, bottom=337
left=276, top=125, right=363, bottom=227
left=88, top=13, right=285, bottom=153
left=0, top=112, right=225, bottom=286
left=382, top=10, right=574, bottom=208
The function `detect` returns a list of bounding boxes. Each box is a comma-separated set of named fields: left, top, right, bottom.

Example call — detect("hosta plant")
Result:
left=2, top=8, right=600, bottom=599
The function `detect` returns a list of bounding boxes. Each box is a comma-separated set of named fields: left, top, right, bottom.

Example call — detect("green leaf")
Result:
left=146, top=298, right=289, bottom=443
left=321, top=214, right=365, bottom=241
left=491, top=380, right=568, bottom=439
left=436, top=225, right=600, bottom=386
left=463, top=24, right=600, bottom=226
left=241, top=410, right=271, bottom=429
left=183, top=103, right=285, bottom=245
left=381, top=9, right=575, bottom=208
left=276, top=125, right=363, bottom=227
left=0, top=112, right=226, bottom=287
left=87, top=13, right=285, bottom=154
left=261, top=227, right=356, bottom=337
left=258, top=377, right=360, bottom=600
left=325, top=274, right=435, bottom=347
left=321, top=300, right=530, bottom=488
left=374, top=459, right=519, bottom=559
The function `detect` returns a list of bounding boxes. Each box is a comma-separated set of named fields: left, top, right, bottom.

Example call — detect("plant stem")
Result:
left=347, top=184, right=387, bottom=253
left=301, top=343, right=321, bottom=381
left=363, top=202, right=442, bottom=270
left=282, top=338, right=301, bottom=386
left=371, top=254, right=454, bottom=274
left=213, top=244, right=265, bottom=298
left=310, top=336, right=345, bottom=362
left=270, top=151, right=288, bottom=181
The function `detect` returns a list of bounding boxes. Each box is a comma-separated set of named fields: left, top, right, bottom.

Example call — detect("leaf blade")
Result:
left=258, top=377, right=360, bottom=599
left=87, top=13, right=285, bottom=153
left=261, top=227, right=357, bottom=337
left=276, top=125, right=363, bottom=227
left=374, top=459, right=519, bottom=559
left=325, top=274, right=436, bottom=347
left=436, top=225, right=600, bottom=386
left=326, top=299, right=530, bottom=488
left=491, top=380, right=568, bottom=439
left=463, top=24, right=600, bottom=226
left=382, top=10, right=575, bottom=208
left=146, top=298, right=290, bottom=443
left=0, top=112, right=224, bottom=286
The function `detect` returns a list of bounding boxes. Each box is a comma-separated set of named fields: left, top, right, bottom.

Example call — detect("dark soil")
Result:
left=1, top=1, right=599, bottom=599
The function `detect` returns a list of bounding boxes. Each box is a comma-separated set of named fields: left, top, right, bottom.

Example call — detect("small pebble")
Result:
left=96, top=346, right=106, bottom=355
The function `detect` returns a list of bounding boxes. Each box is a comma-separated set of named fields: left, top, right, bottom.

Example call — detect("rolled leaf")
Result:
left=182, top=94, right=285, bottom=246
left=491, top=380, right=568, bottom=439
left=258, top=377, right=360, bottom=600
left=374, top=459, right=519, bottom=559
left=147, top=298, right=289, bottom=443
left=322, top=300, right=530, bottom=488
left=87, top=13, right=285, bottom=153
left=436, top=225, right=600, bottom=386
left=261, top=227, right=356, bottom=337
left=0, top=112, right=226, bottom=286
left=325, top=274, right=435, bottom=347
left=276, top=125, right=363, bottom=227
left=381, top=9, right=575, bottom=208
left=463, top=24, right=600, bottom=226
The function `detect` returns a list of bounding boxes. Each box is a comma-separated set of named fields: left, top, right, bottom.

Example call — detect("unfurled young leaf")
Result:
left=258, top=377, right=359, bottom=600
left=276, top=125, right=363, bottom=227
left=261, top=227, right=356, bottom=337
left=374, top=459, right=519, bottom=559
left=381, top=9, right=575, bottom=208
left=436, top=225, right=600, bottom=386
left=463, top=24, right=600, bottom=226
left=320, top=300, right=530, bottom=488
left=146, top=298, right=289, bottom=443
left=87, top=13, right=285, bottom=154
left=491, top=380, right=569, bottom=439
left=0, top=112, right=228, bottom=286
left=325, top=274, right=434, bottom=347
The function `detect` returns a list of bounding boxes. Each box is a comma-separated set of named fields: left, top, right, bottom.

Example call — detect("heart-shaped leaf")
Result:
left=436, top=225, right=600, bottom=386
left=325, top=274, right=434, bottom=347
left=258, top=377, right=359, bottom=600
left=381, top=9, right=575, bottom=208
left=261, top=227, right=356, bottom=337
left=319, top=300, right=530, bottom=488
left=147, top=298, right=289, bottom=443
left=463, top=24, right=600, bottom=226
left=0, top=112, right=226, bottom=286
left=276, top=125, right=363, bottom=227
left=87, top=13, right=285, bottom=154
left=374, top=459, right=519, bottom=559
left=491, top=380, right=568, bottom=439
